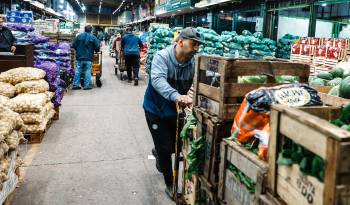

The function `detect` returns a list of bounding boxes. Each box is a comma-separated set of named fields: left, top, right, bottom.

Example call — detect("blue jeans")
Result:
left=73, top=61, right=92, bottom=89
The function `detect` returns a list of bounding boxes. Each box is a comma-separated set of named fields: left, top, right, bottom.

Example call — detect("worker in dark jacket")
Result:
left=72, top=25, right=100, bottom=90
left=143, top=27, right=202, bottom=199
left=121, top=27, right=143, bottom=86
left=0, top=16, right=16, bottom=53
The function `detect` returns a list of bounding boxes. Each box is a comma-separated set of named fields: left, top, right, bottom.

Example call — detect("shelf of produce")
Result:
left=268, top=104, right=350, bottom=205
left=193, top=55, right=310, bottom=121
left=218, top=139, right=268, bottom=205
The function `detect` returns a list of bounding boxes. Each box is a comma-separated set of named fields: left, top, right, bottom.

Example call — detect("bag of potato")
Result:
left=0, top=142, right=9, bottom=157
left=0, top=82, right=15, bottom=98
left=6, top=93, right=48, bottom=113
left=15, top=79, right=49, bottom=94
left=0, top=67, right=46, bottom=85
left=5, top=131, right=21, bottom=151
left=45, top=91, right=54, bottom=102
left=0, top=96, right=9, bottom=106
left=0, top=105, right=23, bottom=131
left=20, top=103, right=53, bottom=124
left=23, top=108, right=55, bottom=133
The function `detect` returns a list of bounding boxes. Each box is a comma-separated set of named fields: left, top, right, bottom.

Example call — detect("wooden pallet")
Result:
left=218, top=139, right=268, bottom=205
left=268, top=104, right=350, bottom=205
left=193, top=55, right=310, bottom=121
left=22, top=119, right=52, bottom=144
left=194, top=107, right=232, bottom=188
left=52, top=107, right=60, bottom=121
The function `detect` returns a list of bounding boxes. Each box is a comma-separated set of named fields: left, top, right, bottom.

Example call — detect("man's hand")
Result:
left=10, top=46, right=16, bottom=53
left=176, top=95, right=192, bottom=107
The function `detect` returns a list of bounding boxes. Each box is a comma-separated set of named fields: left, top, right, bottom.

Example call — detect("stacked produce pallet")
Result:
left=290, top=37, right=349, bottom=75
left=0, top=67, right=56, bottom=144
left=189, top=54, right=310, bottom=204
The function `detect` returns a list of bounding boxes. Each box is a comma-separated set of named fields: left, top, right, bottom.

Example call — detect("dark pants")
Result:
left=145, top=111, right=177, bottom=187
left=124, top=54, right=140, bottom=81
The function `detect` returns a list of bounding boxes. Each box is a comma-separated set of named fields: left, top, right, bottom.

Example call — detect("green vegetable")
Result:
left=339, top=103, right=350, bottom=124
left=331, top=118, right=344, bottom=127
left=317, top=71, right=333, bottom=80
left=310, top=78, right=326, bottom=86
left=339, top=76, right=350, bottom=99
left=311, top=156, right=325, bottom=182
left=228, top=163, right=256, bottom=194
left=327, top=78, right=342, bottom=87
left=328, top=85, right=340, bottom=96
left=329, top=67, right=344, bottom=78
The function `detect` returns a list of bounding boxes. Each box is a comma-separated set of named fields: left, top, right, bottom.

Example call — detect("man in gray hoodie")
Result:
left=143, top=27, right=202, bottom=199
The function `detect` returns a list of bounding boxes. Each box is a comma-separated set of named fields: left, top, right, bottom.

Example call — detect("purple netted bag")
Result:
left=31, top=35, right=49, bottom=44
left=6, top=23, right=35, bottom=32
left=53, top=87, right=64, bottom=107
left=35, top=61, right=60, bottom=84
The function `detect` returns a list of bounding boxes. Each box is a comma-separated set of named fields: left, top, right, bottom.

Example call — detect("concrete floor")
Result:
left=11, top=47, right=174, bottom=205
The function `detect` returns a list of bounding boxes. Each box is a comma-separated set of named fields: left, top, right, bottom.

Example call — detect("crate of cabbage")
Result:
left=267, top=103, right=350, bottom=205
left=193, top=55, right=310, bottom=121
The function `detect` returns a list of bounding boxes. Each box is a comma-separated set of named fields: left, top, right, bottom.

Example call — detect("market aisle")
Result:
left=11, top=47, right=174, bottom=205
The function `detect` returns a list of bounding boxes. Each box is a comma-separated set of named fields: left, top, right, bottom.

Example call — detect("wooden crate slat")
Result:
left=275, top=105, right=350, bottom=142
left=319, top=92, right=350, bottom=107
left=279, top=113, right=327, bottom=159
left=224, top=140, right=268, bottom=182
left=198, top=83, right=220, bottom=102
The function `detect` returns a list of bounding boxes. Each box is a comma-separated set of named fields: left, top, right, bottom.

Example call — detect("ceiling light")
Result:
left=177, top=10, right=181, bottom=12
left=238, top=16, right=242, bottom=20
left=321, top=3, right=327, bottom=7
left=220, top=10, right=224, bottom=13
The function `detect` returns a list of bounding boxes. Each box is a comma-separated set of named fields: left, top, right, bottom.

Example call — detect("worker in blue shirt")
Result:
left=143, top=27, right=202, bottom=199
left=121, top=27, right=143, bottom=86
left=72, top=25, right=100, bottom=90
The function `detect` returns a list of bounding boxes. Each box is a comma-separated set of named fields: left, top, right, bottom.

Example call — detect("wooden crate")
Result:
left=52, top=107, right=60, bottom=120
left=193, top=55, right=310, bottom=121
left=218, top=139, right=268, bottom=205
left=268, top=104, right=350, bottom=205
left=198, top=175, right=218, bottom=205
left=194, top=107, right=232, bottom=188
left=259, top=192, right=285, bottom=205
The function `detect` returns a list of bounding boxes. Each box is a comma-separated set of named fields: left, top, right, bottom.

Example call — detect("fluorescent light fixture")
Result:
left=202, top=18, right=205, bottom=22
left=220, top=10, right=224, bottom=13
left=195, top=0, right=231, bottom=8
left=321, top=3, right=327, bottom=7
left=99, top=4, right=101, bottom=13
left=238, top=16, right=242, bottom=20
left=23, top=0, right=31, bottom=2
left=177, top=9, right=181, bottom=12
left=112, top=0, right=125, bottom=15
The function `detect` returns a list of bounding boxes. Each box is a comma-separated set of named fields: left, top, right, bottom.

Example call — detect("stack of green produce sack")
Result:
left=221, top=30, right=276, bottom=59
left=146, top=25, right=173, bottom=73
left=309, top=62, right=350, bottom=98
left=196, top=27, right=224, bottom=56
left=220, top=31, right=240, bottom=57
left=276, top=34, right=299, bottom=59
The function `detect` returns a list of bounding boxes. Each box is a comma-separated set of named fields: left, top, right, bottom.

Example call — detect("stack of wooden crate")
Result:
left=190, top=54, right=310, bottom=204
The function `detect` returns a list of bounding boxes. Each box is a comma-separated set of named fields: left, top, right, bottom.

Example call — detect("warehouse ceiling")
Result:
left=82, top=0, right=138, bottom=9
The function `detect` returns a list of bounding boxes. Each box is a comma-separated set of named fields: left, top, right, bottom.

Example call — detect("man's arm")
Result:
left=151, top=53, right=180, bottom=102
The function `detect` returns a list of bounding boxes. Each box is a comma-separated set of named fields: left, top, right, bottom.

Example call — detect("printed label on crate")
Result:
left=310, top=38, right=320, bottom=45
left=327, top=47, right=341, bottom=60
left=301, top=45, right=313, bottom=55
left=274, top=87, right=311, bottom=107
left=334, top=39, right=347, bottom=49
left=296, top=174, right=316, bottom=204
left=206, top=58, right=219, bottom=73
left=315, top=46, right=326, bottom=57
left=291, top=44, right=301, bottom=54
left=324, top=38, right=334, bottom=47
left=300, top=37, right=309, bottom=45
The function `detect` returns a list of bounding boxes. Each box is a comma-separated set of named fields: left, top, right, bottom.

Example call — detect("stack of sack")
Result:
left=0, top=67, right=56, bottom=134
left=221, top=31, right=241, bottom=57
left=276, top=34, right=299, bottom=59
left=197, top=27, right=223, bottom=56
left=146, top=25, right=173, bottom=73
left=0, top=104, right=24, bottom=198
